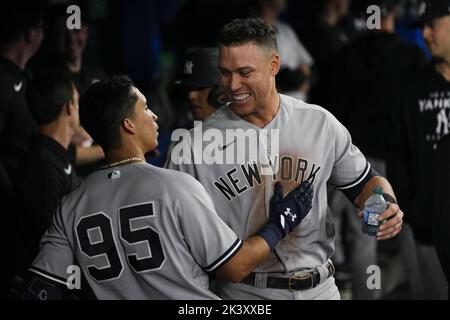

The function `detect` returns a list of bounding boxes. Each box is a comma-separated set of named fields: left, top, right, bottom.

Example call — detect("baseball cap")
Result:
left=407, top=0, right=450, bottom=28
left=176, top=47, right=220, bottom=88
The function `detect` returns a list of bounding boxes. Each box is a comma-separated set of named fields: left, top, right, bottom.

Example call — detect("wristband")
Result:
left=257, top=223, right=284, bottom=251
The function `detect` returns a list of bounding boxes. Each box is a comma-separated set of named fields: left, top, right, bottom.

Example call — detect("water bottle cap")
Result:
left=373, top=187, right=383, bottom=194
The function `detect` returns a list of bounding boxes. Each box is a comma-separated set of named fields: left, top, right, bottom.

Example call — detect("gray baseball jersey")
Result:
left=166, top=94, right=372, bottom=274
left=29, top=162, right=242, bottom=300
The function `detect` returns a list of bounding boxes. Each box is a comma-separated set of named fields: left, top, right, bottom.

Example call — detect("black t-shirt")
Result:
left=14, top=133, right=80, bottom=270
left=37, top=61, right=106, bottom=177
left=71, top=64, right=106, bottom=94
left=305, top=19, right=349, bottom=67
left=432, top=134, right=450, bottom=284
left=390, top=63, right=450, bottom=243
left=32, top=53, right=106, bottom=95
left=0, top=57, right=36, bottom=194
left=315, top=32, right=427, bottom=159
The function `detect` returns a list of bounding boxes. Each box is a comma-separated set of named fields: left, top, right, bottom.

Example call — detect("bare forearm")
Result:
left=354, top=176, right=396, bottom=209
left=75, top=145, right=104, bottom=167
left=216, top=236, right=270, bottom=283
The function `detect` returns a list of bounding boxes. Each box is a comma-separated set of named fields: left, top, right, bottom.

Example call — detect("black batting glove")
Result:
left=270, top=181, right=313, bottom=235
left=257, top=181, right=314, bottom=250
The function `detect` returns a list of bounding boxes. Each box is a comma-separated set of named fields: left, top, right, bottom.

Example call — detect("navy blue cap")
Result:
left=176, top=48, right=220, bottom=88
left=407, top=0, right=450, bottom=28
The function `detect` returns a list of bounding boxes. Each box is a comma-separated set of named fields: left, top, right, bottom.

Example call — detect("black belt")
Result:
left=241, top=261, right=335, bottom=292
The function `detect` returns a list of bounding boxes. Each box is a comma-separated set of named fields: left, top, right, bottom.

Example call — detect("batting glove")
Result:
left=257, top=181, right=314, bottom=250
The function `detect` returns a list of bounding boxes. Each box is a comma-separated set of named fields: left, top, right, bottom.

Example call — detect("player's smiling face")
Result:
left=130, top=87, right=159, bottom=152
left=422, top=16, right=450, bottom=61
left=219, top=42, right=280, bottom=118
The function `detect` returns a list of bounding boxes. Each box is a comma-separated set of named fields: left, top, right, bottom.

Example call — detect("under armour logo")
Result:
left=184, top=60, right=194, bottom=75
left=284, top=208, right=297, bottom=222
left=418, top=2, right=427, bottom=16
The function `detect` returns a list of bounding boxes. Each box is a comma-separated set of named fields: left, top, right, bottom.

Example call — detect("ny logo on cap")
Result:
left=419, top=2, right=427, bottom=16
left=284, top=208, right=297, bottom=222
left=184, top=60, right=194, bottom=75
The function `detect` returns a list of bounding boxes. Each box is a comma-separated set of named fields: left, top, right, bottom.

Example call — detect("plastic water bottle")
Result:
left=362, top=187, right=388, bottom=236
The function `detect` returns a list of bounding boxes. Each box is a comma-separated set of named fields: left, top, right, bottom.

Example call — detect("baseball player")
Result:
left=22, top=76, right=314, bottom=300
left=178, top=47, right=228, bottom=121
left=166, top=18, right=405, bottom=300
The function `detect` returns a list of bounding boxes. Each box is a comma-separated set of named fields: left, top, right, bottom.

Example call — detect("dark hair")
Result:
left=27, top=68, right=74, bottom=126
left=0, top=1, right=45, bottom=47
left=219, top=18, right=278, bottom=53
left=79, top=76, right=138, bottom=152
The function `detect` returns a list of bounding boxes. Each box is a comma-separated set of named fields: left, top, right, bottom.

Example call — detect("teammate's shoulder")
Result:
left=281, top=94, right=335, bottom=119
left=135, top=162, right=205, bottom=191
left=173, top=107, right=236, bottom=138
left=63, top=163, right=205, bottom=205
left=281, top=94, right=345, bottom=133
left=202, top=104, right=239, bottom=130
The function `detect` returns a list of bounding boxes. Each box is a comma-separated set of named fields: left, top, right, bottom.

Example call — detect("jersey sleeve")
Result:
left=29, top=203, right=75, bottom=288
left=328, top=113, right=378, bottom=202
left=174, top=175, right=242, bottom=273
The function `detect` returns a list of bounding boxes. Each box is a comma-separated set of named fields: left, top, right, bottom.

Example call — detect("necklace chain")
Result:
left=101, top=157, right=144, bottom=170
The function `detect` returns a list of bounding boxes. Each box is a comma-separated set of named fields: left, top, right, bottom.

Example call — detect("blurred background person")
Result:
left=432, top=134, right=450, bottom=298
left=177, top=47, right=227, bottom=122
left=34, top=3, right=105, bottom=176
left=12, top=69, right=82, bottom=297
left=319, top=0, right=427, bottom=300
left=37, top=3, right=106, bottom=93
left=304, top=0, right=352, bottom=69
left=253, top=0, right=314, bottom=101
left=319, top=0, right=427, bottom=166
left=164, top=47, right=227, bottom=170
left=389, top=0, right=450, bottom=299
left=0, top=1, right=45, bottom=299
left=0, top=3, right=44, bottom=204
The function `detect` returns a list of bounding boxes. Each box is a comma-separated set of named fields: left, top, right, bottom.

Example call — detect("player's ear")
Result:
left=122, top=118, right=136, bottom=134
left=270, top=53, right=281, bottom=76
left=63, top=101, right=72, bottom=117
